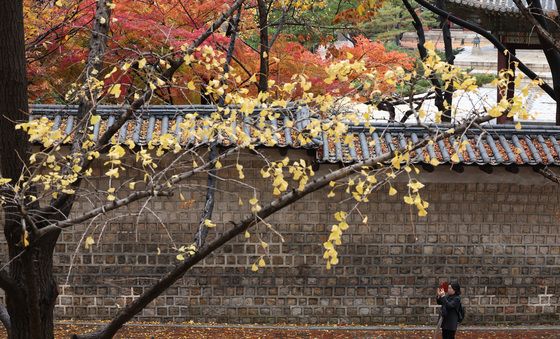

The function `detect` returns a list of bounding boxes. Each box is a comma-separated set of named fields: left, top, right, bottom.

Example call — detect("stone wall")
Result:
left=2, top=152, right=560, bottom=325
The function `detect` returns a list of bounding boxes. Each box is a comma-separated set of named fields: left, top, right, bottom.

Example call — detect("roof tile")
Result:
left=30, top=105, right=560, bottom=167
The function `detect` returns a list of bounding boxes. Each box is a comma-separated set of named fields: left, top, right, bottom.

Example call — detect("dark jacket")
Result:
left=437, top=295, right=461, bottom=331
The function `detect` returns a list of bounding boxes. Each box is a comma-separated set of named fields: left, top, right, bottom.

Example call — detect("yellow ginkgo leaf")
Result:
left=108, top=84, right=121, bottom=98
left=451, top=153, right=460, bottom=163
left=404, top=195, right=414, bottom=205
left=203, top=219, right=216, bottom=228
left=334, top=211, right=347, bottom=221
left=90, top=115, right=101, bottom=125
left=84, top=236, right=95, bottom=249
left=23, top=231, right=30, bottom=247
left=125, top=139, right=135, bottom=149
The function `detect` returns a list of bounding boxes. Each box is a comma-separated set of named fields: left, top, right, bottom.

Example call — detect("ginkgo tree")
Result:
left=0, top=0, right=541, bottom=338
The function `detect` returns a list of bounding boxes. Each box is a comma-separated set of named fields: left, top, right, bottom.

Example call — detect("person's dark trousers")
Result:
left=442, top=329, right=456, bottom=339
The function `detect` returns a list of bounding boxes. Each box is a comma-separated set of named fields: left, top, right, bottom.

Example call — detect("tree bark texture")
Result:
left=436, top=0, right=454, bottom=122
left=195, top=8, right=242, bottom=248
left=57, top=0, right=113, bottom=215
left=257, top=0, right=269, bottom=93
left=5, top=231, right=60, bottom=339
left=0, top=0, right=29, bottom=183
left=525, top=0, right=560, bottom=125
left=0, top=3, right=61, bottom=339
left=401, top=0, right=445, bottom=113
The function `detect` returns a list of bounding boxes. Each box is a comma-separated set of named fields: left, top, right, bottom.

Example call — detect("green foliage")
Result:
left=358, top=0, right=438, bottom=43
left=396, top=77, right=431, bottom=95
left=267, top=0, right=438, bottom=52
left=384, top=41, right=418, bottom=58
left=433, top=47, right=464, bottom=61
left=268, top=0, right=357, bottom=49
left=385, top=42, right=432, bottom=94
left=472, top=73, right=497, bottom=86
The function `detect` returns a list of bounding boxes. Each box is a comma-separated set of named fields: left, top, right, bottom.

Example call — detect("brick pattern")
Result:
left=1, top=160, right=560, bottom=325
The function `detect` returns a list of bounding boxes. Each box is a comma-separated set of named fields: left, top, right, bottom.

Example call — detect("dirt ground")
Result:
left=2, top=324, right=557, bottom=339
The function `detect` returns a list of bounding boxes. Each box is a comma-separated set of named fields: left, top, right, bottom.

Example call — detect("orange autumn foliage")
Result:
left=23, top=0, right=413, bottom=104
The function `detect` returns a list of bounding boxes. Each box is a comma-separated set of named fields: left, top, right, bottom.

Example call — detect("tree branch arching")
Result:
left=414, top=0, right=557, bottom=100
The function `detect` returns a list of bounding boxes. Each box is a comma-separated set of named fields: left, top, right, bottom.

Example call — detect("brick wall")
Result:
left=2, top=152, right=560, bottom=325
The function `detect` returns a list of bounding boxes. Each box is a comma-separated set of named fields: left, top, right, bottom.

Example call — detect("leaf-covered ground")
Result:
left=4, top=324, right=558, bottom=339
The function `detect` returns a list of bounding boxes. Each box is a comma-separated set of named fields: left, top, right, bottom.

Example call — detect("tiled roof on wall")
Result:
left=30, top=104, right=317, bottom=149
left=320, top=124, right=560, bottom=166
left=30, top=105, right=560, bottom=166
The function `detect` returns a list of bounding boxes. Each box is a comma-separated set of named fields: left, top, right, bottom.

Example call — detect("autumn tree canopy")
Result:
left=23, top=0, right=415, bottom=104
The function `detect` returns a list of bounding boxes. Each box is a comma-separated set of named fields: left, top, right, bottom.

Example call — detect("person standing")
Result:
left=473, top=35, right=480, bottom=47
left=436, top=282, right=462, bottom=339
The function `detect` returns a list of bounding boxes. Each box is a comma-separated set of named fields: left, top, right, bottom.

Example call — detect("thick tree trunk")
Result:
left=0, top=0, right=29, bottom=181
left=257, top=0, right=269, bottom=93
left=5, top=227, right=60, bottom=339
left=1, top=2, right=60, bottom=339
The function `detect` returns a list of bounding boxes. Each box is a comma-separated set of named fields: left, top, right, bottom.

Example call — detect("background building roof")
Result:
left=447, top=0, right=556, bottom=13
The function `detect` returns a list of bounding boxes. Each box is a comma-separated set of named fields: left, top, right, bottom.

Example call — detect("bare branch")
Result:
left=194, top=6, right=243, bottom=249
left=269, top=1, right=292, bottom=49
left=401, top=0, right=445, bottom=113
left=414, top=0, right=556, bottom=100
left=257, top=0, right=270, bottom=92
left=512, top=0, right=560, bottom=53
left=537, top=167, right=560, bottom=184
left=49, top=0, right=247, bottom=215
left=436, top=0, right=454, bottom=122
left=38, top=147, right=240, bottom=237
